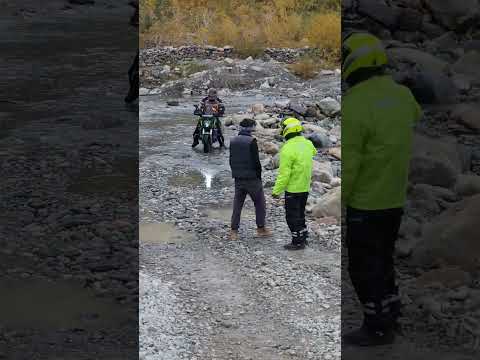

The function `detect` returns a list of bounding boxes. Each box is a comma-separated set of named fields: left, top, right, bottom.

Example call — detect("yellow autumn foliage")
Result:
left=140, top=0, right=340, bottom=62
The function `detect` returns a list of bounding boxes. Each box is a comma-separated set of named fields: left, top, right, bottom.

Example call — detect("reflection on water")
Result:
left=202, top=171, right=213, bottom=189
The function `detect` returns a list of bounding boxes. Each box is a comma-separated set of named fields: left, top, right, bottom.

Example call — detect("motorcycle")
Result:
left=194, top=105, right=220, bottom=153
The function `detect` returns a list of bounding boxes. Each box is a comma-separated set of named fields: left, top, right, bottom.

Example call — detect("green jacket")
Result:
left=342, top=75, right=422, bottom=210
left=272, top=136, right=317, bottom=195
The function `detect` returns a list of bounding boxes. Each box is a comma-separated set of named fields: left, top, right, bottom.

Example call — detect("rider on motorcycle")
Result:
left=192, top=88, right=226, bottom=148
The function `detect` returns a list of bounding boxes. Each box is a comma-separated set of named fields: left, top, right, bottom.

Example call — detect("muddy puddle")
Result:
left=203, top=204, right=255, bottom=223
left=167, top=168, right=233, bottom=190
left=67, top=173, right=135, bottom=196
left=67, top=159, right=137, bottom=196
left=167, top=170, right=205, bottom=188
left=0, top=279, right=132, bottom=330
left=140, top=222, right=195, bottom=244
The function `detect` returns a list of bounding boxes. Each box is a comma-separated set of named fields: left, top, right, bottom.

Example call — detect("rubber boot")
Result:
left=283, top=231, right=305, bottom=250
left=218, top=134, right=225, bottom=148
left=192, top=135, right=199, bottom=148
left=256, top=226, right=272, bottom=238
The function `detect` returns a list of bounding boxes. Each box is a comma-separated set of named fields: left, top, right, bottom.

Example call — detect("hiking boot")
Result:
left=343, top=324, right=395, bottom=347
left=283, top=240, right=307, bottom=251
left=229, top=230, right=239, bottom=241
left=256, top=227, right=272, bottom=237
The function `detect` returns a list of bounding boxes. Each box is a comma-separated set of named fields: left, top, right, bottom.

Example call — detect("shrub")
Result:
left=305, top=12, right=341, bottom=59
left=140, top=0, right=341, bottom=58
left=287, top=57, right=320, bottom=80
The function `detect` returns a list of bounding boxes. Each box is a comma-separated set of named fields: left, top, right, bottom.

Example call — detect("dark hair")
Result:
left=240, top=118, right=256, bottom=128
left=285, top=132, right=300, bottom=141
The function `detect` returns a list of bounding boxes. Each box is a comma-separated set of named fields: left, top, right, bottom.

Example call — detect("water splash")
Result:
left=204, top=172, right=213, bottom=188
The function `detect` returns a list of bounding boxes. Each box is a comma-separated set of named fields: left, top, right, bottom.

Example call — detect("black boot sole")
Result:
left=283, top=243, right=306, bottom=250
left=343, top=330, right=395, bottom=347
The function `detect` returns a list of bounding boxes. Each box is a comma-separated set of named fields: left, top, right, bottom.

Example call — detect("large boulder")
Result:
left=407, top=183, right=458, bottom=224
left=265, top=154, right=280, bottom=170
left=261, top=142, right=279, bottom=156
left=387, top=48, right=448, bottom=73
left=274, top=99, right=291, bottom=109
left=423, top=0, right=479, bottom=30
left=357, top=0, right=401, bottom=29
left=387, top=48, right=456, bottom=103
left=302, top=124, right=331, bottom=148
left=317, top=97, right=340, bottom=117
left=251, top=104, right=265, bottom=114
left=408, top=70, right=457, bottom=104
left=451, top=103, right=480, bottom=133
left=258, top=117, right=278, bottom=129
left=312, top=161, right=334, bottom=184
left=311, top=187, right=341, bottom=221
left=412, top=194, right=480, bottom=271
left=327, top=147, right=341, bottom=160
left=452, top=51, right=480, bottom=86
left=289, top=102, right=308, bottom=116
left=455, top=174, right=480, bottom=197
left=307, top=133, right=331, bottom=149
left=409, top=134, right=465, bottom=188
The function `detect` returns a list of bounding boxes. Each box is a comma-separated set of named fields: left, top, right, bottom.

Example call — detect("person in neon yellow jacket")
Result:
left=342, top=32, right=422, bottom=347
left=272, top=118, right=317, bottom=250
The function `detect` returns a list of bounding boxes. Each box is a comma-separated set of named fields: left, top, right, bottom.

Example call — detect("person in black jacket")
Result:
left=229, top=119, right=272, bottom=240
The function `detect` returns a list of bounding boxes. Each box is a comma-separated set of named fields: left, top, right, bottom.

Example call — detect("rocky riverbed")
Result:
left=342, top=1, right=480, bottom=358
left=1, top=0, right=139, bottom=358
left=139, top=53, right=342, bottom=359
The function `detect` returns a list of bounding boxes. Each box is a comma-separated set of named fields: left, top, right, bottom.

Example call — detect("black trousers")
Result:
left=346, top=207, right=403, bottom=331
left=285, top=192, right=309, bottom=243
left=231, top=178, right=266, bottom=230
left=125, top=50, right=139, bottom=103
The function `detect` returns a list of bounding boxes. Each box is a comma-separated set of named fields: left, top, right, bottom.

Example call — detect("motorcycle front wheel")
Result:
left=202, top=134, right=211, bottom=153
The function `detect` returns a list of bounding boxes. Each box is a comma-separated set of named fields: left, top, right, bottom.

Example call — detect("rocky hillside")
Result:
left=343, top=0, right=480, bottom=354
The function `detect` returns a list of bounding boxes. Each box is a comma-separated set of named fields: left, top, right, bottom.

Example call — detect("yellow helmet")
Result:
left=342, top=32, right=388, bottom=82
left=281, top=117, right=303, bottom=138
